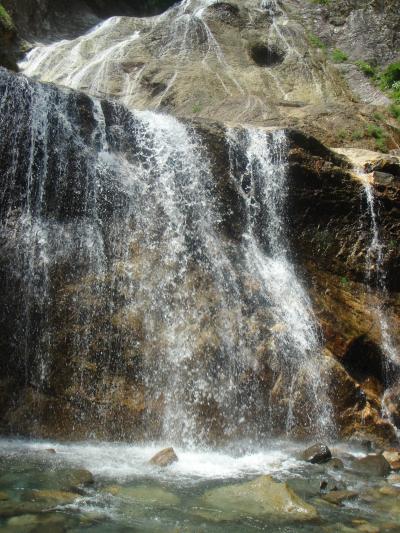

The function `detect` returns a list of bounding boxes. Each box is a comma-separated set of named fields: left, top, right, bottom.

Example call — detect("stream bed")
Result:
left=0, top=439, right=399, bottom=532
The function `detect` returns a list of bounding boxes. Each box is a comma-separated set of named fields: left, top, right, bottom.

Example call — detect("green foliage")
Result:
left=372, top=112, right=384, bottom=122
left=337, top=129, right=347, bottom=140
left=351, top=130, right=364, bottom=141
left=365, top=124, right=383, bottom=139
left=340, top=276, right=348, bottom=286
left=365, top=124, right=388, bottom=152
left=0, top=4, right=13, bottom=30
left=389, top=103, right=400, bottom=122
left=379, top=62, right=400, bottom=90
left=355, top=60, right=376, bottom=78
left=310, top=0, right=331, bottom=4
left=331, top=49, right=348, bottom=63
left=192, top=103, right=202, bottom=114
left=308, top=33, right=326, bottom=50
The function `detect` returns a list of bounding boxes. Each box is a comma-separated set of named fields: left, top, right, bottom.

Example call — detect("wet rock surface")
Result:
left=353, top=455, right=391, bottom=477
left=149, top=447, right=178, bottom=467
left=301, top=444, right=332, bottom=464
left=196, top=475, right=319, bottom=522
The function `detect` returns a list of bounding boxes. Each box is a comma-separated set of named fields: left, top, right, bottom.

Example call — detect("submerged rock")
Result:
left=149, top=447, right=178, bottom=467
left=322, top=490, right=358, bottom=506
left=104, top=485, right=180, bottom=506
left=196, top=475, right=318, bottom=522
left=26, top=489, right=80, bottom=505
left=0, top=502, right=45, bottom=518
left=301, top=443, right=332, bottom=464
left=56, top=468, right=94, bottom=491
left=352, top=455, right=391, bottom=477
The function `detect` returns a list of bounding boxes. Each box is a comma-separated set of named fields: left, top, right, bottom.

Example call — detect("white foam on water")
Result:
left=0, top=438, right=303, bottom=483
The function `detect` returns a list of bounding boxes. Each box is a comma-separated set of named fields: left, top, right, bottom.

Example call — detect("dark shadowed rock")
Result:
left=353, top=454, right=391, bottom=477
left=301, top=443, right=332, bottom=464
left=149, top=447, right=178, bottom=467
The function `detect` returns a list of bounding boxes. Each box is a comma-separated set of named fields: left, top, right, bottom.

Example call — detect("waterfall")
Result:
left=0, top=67, right=335, bottom=443
left=227, top=127, right=334, bottom=437
left=362, top=177, right=400, bottom=434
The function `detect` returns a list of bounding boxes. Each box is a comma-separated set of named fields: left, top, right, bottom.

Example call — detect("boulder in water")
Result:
left=196, top=475, right=318, bottom=522
left=352, top=454, right=391, bottom=477
left=149, top=448, right=178, bottom=467
left=301, top=443, right=332, bottom=464
left=383, top=450, right=400, bottom=470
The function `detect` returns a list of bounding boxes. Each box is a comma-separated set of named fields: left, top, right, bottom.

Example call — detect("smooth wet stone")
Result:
left=104, top=485, right=180, bottom=506
left=195, top=475, right=318, bottom=522
left=26, top=489, right=79, bottom=505
left=301, top=444, right=332, bottom=464
left=7, top=514, right=39, bottom=527
left=0, top=502, right=45, bottom=518
left=353, top=455, right=391, bottom=477
left=56, top=468, right=94, bottom=490
left=379, top=485, right=400, bottom=496
left=357, top=524, right=380, bottom=533
left=287, top=477, right=345, bottom=498
left=322, top=490, right=359, bottom=505
left=149, top=447, right=178, bottom=467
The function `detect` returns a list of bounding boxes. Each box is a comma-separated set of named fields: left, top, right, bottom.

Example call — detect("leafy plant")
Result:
left=365, top=124, right=388, bottom=152
left=310, top=0, right=331, bottom=4
left=340, top=276, right=349, bottom=286
left=372, top=112, right=384, bottom=122
left=355, top=60, right=376, bottom=78
left=331, top=49, right=348, bottom=63
left=192, top=103, right=202, bottom=114
left=379, top=62, right=400, bottom=90
left=337, top=129, right=347, bottom=140
left=351, top=130, right=364, bottom=141
left=308, top=33, right=326, bottom=50
left=389, top=103, right=400, bottom=121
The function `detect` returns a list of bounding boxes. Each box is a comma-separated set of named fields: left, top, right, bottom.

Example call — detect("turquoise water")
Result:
left=0, top=439, right=399, bottom=532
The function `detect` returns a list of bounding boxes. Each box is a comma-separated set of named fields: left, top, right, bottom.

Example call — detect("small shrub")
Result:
left=351, top=130, right=364, bottom=140
left=310, top=0, right=331, bottom=4
left=372, top=112, right=384, bottom=122
left=337, top=129, right=347, bottom=140
left=192, top=103, right=202, bottom=114
left=380, top=61, right=400, bottom=90
left=340, top=276, right=349, bottom=286
left=308, top=33, right=326, bottom=50
left=375, top=136, right=388, bottom=152
left=355, top=60, right=376, bottom=78
left=389, top=103, right=400, bottom=121
left=365, top=124, right=383, bottom=139
left=332, top=49, right=348, bottom=63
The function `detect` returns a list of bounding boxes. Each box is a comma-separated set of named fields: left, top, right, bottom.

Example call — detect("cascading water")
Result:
left=227, top=127, right=334, bottom=437
left=0, top=67, right=335, bottom=444
left=361, top=176, right=400, bottom=434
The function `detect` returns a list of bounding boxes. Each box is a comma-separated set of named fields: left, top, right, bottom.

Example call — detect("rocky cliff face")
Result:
left=0, top=0, right=399, bottom=446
